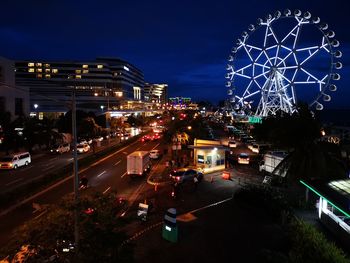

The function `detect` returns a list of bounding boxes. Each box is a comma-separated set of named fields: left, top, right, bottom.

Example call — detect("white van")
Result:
left=0, top=152, right=31, bottom=170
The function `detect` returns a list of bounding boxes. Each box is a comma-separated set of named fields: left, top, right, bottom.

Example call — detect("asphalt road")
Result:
left=0, top=137, right=122, bottom=192
left=0, top=137, right=164, bottom=248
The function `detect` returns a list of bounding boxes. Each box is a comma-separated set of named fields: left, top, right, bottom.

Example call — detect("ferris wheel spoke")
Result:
left=243, top=45, right=254, bottom=62
left=276, top=50, right=294, bottom=67
left=278, top=73, right=292, bottom=84
left=234, top=64, right=252, bottom=74
left=292, top=25, right=301, bottom=49
left=267, top=25, right=280, bottom=45
left=281, top=24, right=299, bottom=43
left=300, top=68, right=324, bottom=83
left=278, top=65, right=298, bottom=70
left=253, top=62, right=270, bottom=69
left=245, top=44, right=262, bottom=51
left=254, top=71, right=270, bottom=79
left=296, top=46, right=319, bottom=52
left=234, top=72, right=252, bottom=79
left=263, top=50, right=273, bottom=66
left=242, top=90, right=260, bottom=100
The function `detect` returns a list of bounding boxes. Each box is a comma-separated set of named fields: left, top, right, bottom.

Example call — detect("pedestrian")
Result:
left=193, top=176, right=199, bottom=190
left=171, top=160, right=175, bottom=167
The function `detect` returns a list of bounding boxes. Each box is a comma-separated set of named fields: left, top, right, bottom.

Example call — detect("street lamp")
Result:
left=100, top=105, right=105, bottom=111
left=34, top=104, right=38, bottom=109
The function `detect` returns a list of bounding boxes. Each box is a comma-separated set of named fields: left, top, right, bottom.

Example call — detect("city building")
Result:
left=301, top=179, right=350, bottom=251
left=0, top=56, right=29, bottom=119
left=144, top=83, right=168, bottom=104
left=14, top=57, right=144, bottom=115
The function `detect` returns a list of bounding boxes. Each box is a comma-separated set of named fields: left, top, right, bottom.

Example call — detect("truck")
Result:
left=127, top=151, right=151, bottom=176
left=259, top=151, right=288, bottom=177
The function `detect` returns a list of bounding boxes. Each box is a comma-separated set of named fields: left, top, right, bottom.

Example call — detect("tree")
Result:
left=252, top=104, right=347, bottom=184
left=79, top=117, right=101, bottom=138
left=1, top=192, right=131, bottom=262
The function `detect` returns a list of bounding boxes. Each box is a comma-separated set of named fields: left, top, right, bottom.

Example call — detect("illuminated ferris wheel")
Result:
left=225, top=9, right=342, bottom=117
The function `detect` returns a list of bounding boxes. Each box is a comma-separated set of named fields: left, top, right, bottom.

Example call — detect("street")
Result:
left=0, top=137, right=163, bottom=248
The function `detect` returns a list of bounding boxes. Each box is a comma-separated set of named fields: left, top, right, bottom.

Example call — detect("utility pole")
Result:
left=71, top=85, right=80, bottom=254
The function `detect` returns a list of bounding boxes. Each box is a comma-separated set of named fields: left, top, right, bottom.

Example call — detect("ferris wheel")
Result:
left=225, top=9, right=342, bottom=117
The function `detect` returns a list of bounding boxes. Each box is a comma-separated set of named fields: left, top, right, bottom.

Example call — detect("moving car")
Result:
left=50, top=143, right=70, bottom=154
left=76, top=143, right=90, bottom=153
left=169, top=168, right=203, bottom=184
left=0, top=152, right=31, bottom=170
left=149, top=149, right=161, bottom=159
left=238, top=153, right=250, bottom=164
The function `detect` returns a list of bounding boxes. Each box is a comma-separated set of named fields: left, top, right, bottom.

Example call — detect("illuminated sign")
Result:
left=248, top=116, right=262, bottom=124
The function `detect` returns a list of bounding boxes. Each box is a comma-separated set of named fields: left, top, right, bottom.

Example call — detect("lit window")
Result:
left=28, top=63, right=34, bottom=67
left=36, top=63, right=42, bottom=67
left=83, top=70, right=89, bottom=74
left=45, top=74, right=51, bottom=78
left=76, top=75, right=81, bottom=79
left=37, top=74, right=42, bottom=78
left=36, top=68, right=42, bottom=73
left=28, top=68, right=34, bottom=73
left=115, top=91, right=123, bottom=97
left=82, top=65, right=88, bottom=69
left=97, top=64, right=103, bottom=69
left=45, top=69, right=50, bottom=73
left=44, top=64, right=50, bottom=67
left=52, top=69, right=58, bottom=74
left=75, top=69, right=81, bottom=74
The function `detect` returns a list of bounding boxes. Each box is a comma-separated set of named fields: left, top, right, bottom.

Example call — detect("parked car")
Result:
left=238, top=153, right=250, bottom=164
left=228, top=141, right=237, bottom=148
left=50, top=143, right=70, bottom=154
left=149, top=149, right=161, bottom=159
left=0, top=152, right=31, bottom=170
left=78, top=139, right=88, bottom=145
left=94, top=136, right=104, bottom=142
left=169, top=168, right=203, bottom=184
left=76, top=144, right=90, bottom=153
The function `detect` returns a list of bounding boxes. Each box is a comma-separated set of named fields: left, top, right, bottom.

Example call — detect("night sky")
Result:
left=0, top=0, right=349, bottom=108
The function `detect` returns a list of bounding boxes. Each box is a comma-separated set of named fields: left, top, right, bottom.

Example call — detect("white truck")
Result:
left=127, top=151, right=151, bottom=176
left=259, top=151, right=288, bottom=177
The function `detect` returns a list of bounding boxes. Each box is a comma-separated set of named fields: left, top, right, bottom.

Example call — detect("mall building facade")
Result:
left=14, top=57, right=145, bottom=116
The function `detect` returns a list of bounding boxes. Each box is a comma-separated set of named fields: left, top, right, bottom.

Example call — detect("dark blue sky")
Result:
left=0, top=0, right=349, bottom=108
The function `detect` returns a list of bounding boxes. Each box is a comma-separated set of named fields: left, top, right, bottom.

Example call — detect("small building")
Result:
left=300, top=179, right=350, bottom=250
left=188, top=139, right=228, bottom=174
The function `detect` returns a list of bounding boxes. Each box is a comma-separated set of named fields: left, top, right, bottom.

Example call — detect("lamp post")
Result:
left=71, top=86, right=80, bottom=253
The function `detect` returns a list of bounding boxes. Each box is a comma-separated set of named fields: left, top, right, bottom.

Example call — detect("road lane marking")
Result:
left=5, top=178, right=23, bottom=186
left=121, top=172, right=127, bottom=178
left=103, top=186, right=111, bottom=194
left=90, top=140, right=139, bottom=167
left=152, top=143, right=160, bottom=150
left=97, top=171, right=106, bottom=178
left=49, top=157, right=59, bottom=161
left=42, top=164, right=56, bottom=172
left=113, top=160, right=121, bottom=166
left=123, top=152, right=128, bottom=155
left=34, top=210, right=47, bottom=220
